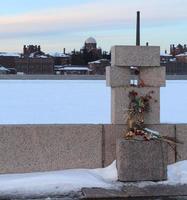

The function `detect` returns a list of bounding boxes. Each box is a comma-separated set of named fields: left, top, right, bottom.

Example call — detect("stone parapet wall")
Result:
left=0, top=125, right=102, bottom=174
left=0, top=124, right=186, bottom=174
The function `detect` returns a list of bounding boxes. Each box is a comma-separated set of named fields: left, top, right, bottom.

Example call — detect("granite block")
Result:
left=116, top=139, right=168, bottom=181
left=111, top=45, right=160, bottom=67
left=111, top=87, right=160, bottom=124
left=176, top=125, right=187, bottom=161
left=82, top=184, right=187, bottom=198
left=106, top=66, right=131, bottom=87
left=0, top=125, right=103, bottom=173
left=103, top=124, right=127, bottom=167
left=122, top=184, right=187, bottom=197
left=146, top=124, right=176, bottom=164
left=140, top=66, right=166, bottom=87
left=103, top=124, right=175, bottom=167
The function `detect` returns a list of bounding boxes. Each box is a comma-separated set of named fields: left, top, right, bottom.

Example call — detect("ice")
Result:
left=0, top=80, right=186, bottom=124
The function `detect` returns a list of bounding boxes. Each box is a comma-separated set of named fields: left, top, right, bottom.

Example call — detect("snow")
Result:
left=169, top=58, right=176, bottom=62
left=0, top=160, right=187, bottom=197
left=136, top=160, right=187, bottom=187
left=0, top=52, right=21, bottom=57
left=29, top=53, right=35, bottom=58
left=160, top=53, right=172, bottom=57
left=176, top=52, right=187, bottom=57
left=37, top=55, right=48, bottom=58
left=0, top=79, right=187, bottom=197
left=0, top=66, right=9, bottom=71
left=48, top=52, right=70, bottom=58
left=89, top=60, right=101, bottom=64
left=0, top=80, right=110, bottom=124
left=0, top=161, right=118, bottom=197
left=167, top=160, right=187, bottom=184
left=88, top=59, right=109, bottom=64
left=29, top=53, right=48, bottom=58
left=61, top=67, right=91, bottom=71
left=160, top=80, right=187, bottom=123
left=0, top=80, right=186, bottom=124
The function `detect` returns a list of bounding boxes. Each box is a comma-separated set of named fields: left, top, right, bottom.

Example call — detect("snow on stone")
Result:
left=0, top=161, right=118, bottom=197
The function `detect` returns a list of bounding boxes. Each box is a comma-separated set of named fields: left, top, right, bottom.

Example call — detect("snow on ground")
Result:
left=0, top=161, right=118, bottom=197
left=167, top=160, right=187, bottom=184
left=0, top=80, right=186, bottom=124
left=0, top=80, right=110, bottom=124
left=0, top=160, right=187, bottom=197
left=160, top=80, right=187, bottom=123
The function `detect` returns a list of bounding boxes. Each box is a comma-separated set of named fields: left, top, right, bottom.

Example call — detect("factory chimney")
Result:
left=136, top=11, right=140, bottom=46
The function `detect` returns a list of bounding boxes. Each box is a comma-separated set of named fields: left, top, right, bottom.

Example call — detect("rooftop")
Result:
left=85, top=37, right=97, bottom=44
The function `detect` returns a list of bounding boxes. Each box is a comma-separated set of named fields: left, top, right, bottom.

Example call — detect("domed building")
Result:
left=85, top=37, right=97, bottom=52
left=71, top=37, right=103, bottom=65
left=83, top=37, right=102, bottom=64
left=85, top=37, right=97, bottom=43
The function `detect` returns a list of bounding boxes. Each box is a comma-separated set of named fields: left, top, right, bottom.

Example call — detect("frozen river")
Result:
left=0, top=80, right=186, bottom=124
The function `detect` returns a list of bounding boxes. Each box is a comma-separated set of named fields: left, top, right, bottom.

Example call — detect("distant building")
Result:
left=0, top=65, right=11, bottom=74
left=170, top=44, right=187, bottom=56
left=23, top=45, right=44, bottom=58
left=48, top=50, right=71, bottom=66
left=15, top=57, right=54, bottom=74
left=0, top=39, right=111, bottom=75
left=161, top=44, right=187, bottom=75
left=83, top=37, right=102, bottom=64
left=0, top=52, right=20, bottom=68
left=160, top=52, right=173, bottom=64
left=14, top=45, right=54, bottom=74
left=176, top=52, right=187, bottom=63
left=84, top=37, right=97, bottom=51
left=71, top=37, right=104, bottom=65
left=54, top=65, right=91, bottom=75
left=88, top=59, right=110, bottom=75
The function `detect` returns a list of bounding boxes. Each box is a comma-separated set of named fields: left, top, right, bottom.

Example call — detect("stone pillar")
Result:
left=106, top=45, right=167, bottom=182
left=106, top=45, right=166, bottom=124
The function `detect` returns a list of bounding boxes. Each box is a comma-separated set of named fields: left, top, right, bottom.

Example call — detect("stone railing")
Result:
left=0, top=124, right=186, bottom=174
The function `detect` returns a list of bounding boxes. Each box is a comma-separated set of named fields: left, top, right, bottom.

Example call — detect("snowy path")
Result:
left=0, top=161, right=187, bottom=198
left=0, top=161, right=118, bottom=198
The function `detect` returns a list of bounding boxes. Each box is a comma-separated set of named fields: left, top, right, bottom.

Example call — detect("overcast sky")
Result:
left=0, top=0, right=186, bottom=53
